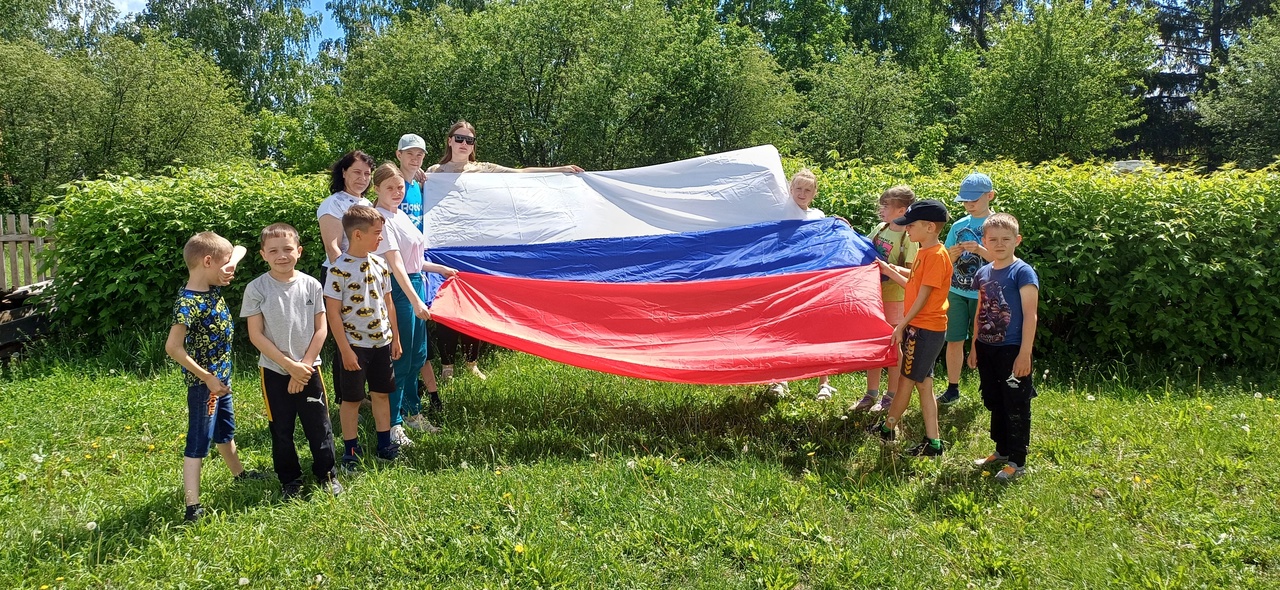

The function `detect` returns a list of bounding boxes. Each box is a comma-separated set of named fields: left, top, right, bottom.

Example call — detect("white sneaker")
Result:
left=440, top=365, right=454, bottom=381
left=815, top=383, right=837, bottom=401
left=403, top=414, right=441, bottom=434
left=466, top=362, right=487, bottom=381
left=768, top=382, right=789, bottom=397
left=390, top=425, right=414, bottom=447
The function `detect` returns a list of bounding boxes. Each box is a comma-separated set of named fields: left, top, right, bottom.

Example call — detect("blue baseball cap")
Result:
left=956, top=172, right=993, bottom=202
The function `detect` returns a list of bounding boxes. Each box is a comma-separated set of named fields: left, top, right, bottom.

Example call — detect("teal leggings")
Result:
left=390, top=273, right=428, bottom=424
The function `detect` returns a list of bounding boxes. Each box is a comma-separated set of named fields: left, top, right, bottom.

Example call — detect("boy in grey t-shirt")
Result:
left=242, top=223, right=340, bottom=498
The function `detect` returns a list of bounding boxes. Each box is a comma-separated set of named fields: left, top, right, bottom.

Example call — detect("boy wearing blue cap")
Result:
left=937, top=173, right=995, bottom=406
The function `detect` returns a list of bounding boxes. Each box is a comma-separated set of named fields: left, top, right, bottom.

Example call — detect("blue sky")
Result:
left=109, top=0, right=343, bottom=45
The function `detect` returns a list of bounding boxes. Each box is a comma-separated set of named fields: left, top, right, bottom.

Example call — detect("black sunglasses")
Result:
left=452, top=134, right=476, bottom=145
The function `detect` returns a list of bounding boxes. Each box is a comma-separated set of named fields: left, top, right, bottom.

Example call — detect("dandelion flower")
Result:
left=85, top=521, right=97, bottom=531
left=982, top=471, right=991, bottom=477
left=31, top=453, right=44, bottom=464
left=514, top=543, right=526, bottom=554
left=1255, top=392, right=1263, bottom=399
left=239, top=578, right=249, bottom=586
left=626, top=459, right=637, bottom=469
left=1204, top=404, right=1213, bottom=410
left=1086, top=395, right=1096, bottom=402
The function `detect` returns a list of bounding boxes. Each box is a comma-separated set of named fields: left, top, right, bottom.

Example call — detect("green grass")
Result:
left=1, top=347, right=1278, bottom=589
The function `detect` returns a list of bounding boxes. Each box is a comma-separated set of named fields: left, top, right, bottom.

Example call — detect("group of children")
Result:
left=168, top=206, right=427, bottom=519
left=165, top=158, right=1040, bottom=521
left=786, top=170, right=1040, bottom=480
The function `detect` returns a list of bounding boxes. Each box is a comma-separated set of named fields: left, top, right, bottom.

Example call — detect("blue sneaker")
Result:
left=936, top=385, right=961, bottom=405
left=375, top=443, right=401, bottom=461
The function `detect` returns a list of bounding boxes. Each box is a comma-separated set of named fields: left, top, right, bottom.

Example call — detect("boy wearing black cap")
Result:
left=871, top=199, right=952, bottom=456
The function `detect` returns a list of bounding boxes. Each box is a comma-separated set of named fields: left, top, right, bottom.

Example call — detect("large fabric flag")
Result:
left=424, top=146, right=897, bottom=384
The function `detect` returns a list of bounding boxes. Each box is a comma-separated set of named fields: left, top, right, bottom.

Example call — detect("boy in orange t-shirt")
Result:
left=871, top=199, right=952, bottom=456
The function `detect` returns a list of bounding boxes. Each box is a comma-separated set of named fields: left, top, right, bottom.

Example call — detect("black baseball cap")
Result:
left=892, top=199, right=949, bottom=226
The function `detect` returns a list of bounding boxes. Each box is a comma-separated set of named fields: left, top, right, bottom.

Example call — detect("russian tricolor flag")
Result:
left=421, top=146, right=897, bottom=385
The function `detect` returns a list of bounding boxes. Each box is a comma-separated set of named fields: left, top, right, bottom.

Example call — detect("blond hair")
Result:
left=342, top=204, right=383, bottom=238
left=983, top=212, right=1020, bottom=235
left=260, top=223, right=299, bottom=248
left=879, top=185, right=916, bottom=209
left=789, top=168, right=817, bottom=189
left=372, top=162, right=403, bottom=190
left=183, top=231, right=232, bottom=269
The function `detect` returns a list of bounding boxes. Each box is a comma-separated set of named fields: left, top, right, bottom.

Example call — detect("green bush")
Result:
left=40, top=164, right=326, bottom=341
left=796, top=158, right=1280, bottom=367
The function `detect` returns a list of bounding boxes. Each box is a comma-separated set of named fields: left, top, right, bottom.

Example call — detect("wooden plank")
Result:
left=20, top=215, right=32, bottom=287
left=33, top=217, right=45, bottom=282
left=0, top=215, right=7, bottom=291
left=5, top=214, right=17, bottom=290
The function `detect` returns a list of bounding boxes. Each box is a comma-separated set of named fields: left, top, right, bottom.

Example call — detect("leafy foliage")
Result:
left=40, top=164, right=325, bottom=340
left=136, top=0, right=320, bottom=111
left=318, top=0, right=791, bottom=169
left=798, top=48, right=920, bottom=164
left=1199, top=14, right=1280, bottom=168
left=0, top=35, right=249, bottom=211
left=963, top=0, right=1156, bottom=162
left=802, top=158, right=1280, bottom=367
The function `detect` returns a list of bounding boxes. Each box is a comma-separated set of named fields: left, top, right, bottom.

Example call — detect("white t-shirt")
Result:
left=375, top=206, right=428, bottom=274
left=316, top=191, right=372, bottom=264
left=803, top=207, right=826, bottom=220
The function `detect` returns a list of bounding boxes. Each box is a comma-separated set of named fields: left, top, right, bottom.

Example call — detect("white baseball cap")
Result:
left=397, top=133, right=427, bottom=151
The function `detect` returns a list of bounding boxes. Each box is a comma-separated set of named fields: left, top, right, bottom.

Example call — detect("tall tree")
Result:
left=1199, top=13, right=1280, bottom=167
left=717, top=0, right=849, bottom=70
left=798, top=47, right=920, bottom=162
left=1131, top=0, right=1274, bottom=163
left=964, top=0, right=1156, bottom=162
left=320, top=0, right=790, bottom=170
left=137, top=0, right=320, bottom=111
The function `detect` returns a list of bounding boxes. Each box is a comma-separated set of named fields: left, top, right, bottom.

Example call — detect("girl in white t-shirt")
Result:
left=371, top=163, right=458, bottom=445
left=769, top=169, right=837, bottom=401
left=317, top=151, right=376, bottom=266
left=426, top=120, right=583, bottom=381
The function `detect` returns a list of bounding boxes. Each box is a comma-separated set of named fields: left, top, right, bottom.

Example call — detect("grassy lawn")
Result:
left=1, top=347, right=1277, bottom=588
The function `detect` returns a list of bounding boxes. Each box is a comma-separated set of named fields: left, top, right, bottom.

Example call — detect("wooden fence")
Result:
left=0, top=214, right=54, bottom=291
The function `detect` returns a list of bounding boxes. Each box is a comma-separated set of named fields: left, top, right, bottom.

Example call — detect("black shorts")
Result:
left=900, top=326, right=946, bottom=382
left=333, top=345, right=396, bottom=402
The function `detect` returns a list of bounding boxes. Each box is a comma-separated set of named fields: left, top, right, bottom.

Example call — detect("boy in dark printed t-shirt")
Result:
left=164, top=231, right=266, bottom=522
left=967, top=213, right=1040, bottom=481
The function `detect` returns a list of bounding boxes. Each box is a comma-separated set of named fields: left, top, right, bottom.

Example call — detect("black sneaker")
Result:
left=936, top=385, right=961, bottom=406
left=234, top=469, right=270, bottom=482
left=866, top=419, right=895, bottom=443
left=281, top=483, right=304, bottom=500
left=340, top=448, right=362, bottom=472
left=907, top=438, right=945, bottom=457
left=184, top=503, right=204, bottom=522
left=375, top=443, right=401, bottom=461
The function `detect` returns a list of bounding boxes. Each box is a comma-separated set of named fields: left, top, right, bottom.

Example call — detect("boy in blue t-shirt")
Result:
left=395, top=133, right=444, bottom=418
left=966, top=213, right=1039, bottom=481
left=939, top=172, right=995, bottom=405
left=164, top=231, right=265, bottom=522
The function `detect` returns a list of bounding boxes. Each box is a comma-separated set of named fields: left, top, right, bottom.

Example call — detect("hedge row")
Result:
left=796, top=159, right=1280, bottom=367
left=42, top=165, right=327, bottom=342
left=41, top=159, right=1280, bottom=367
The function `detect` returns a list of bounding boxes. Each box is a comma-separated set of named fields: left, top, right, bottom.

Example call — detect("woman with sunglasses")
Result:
left=426, top=120, right=583, bottom=381
left=427, top=120, right=584, bottom=175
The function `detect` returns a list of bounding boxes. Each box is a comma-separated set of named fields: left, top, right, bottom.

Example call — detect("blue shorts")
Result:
left=184, top=382, right=236, bottom=459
